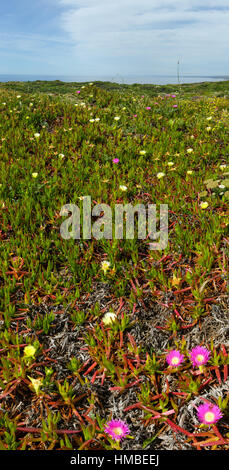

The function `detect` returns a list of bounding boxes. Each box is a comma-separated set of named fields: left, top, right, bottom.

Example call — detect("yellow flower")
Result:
left=139, top=150, right=146, bottom=155
left=24, top=345, right=36, bottom=358
left=32, top=172, right=38, bottom=178
left=200, top=201, right=209, bottom=209
left=28, top=376, right=43, bottom=395
left=157, top=172, right=165, bottom=179
left=101, top=260, right=111, bottom=274
left=102, top=312, right=117, bottom=325
left=187, top=170, right=193, bottom=175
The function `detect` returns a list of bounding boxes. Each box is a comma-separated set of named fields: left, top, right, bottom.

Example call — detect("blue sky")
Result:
left=1, top=0, right=229, bottom=76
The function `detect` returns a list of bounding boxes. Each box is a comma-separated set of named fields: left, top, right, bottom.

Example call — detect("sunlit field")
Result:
left=0, top=80, right=228, bottom=450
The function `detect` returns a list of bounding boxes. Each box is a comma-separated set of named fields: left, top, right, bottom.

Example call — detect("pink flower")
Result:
left=173, top=104, right=178, bottom=108
left=133, top=114, right=137, bottom=117
left=190, top=346, right=210, bottom=367
left=146, top=106, right=151, bottom=110
left=104, top=419, right=130, bottom=441
left=76, top=91, right=81, bottom=94
left=112, top=158, right=119, bottom=163
left=166, top=350, right=184, bottom=367
left=171, top=94, right=176, bottom=98
left=197, top=403, right=223, bottom=425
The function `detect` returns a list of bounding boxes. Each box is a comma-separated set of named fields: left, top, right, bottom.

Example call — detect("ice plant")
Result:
left=166, top=350, right=184, bottom=367
left=104, top=419, right=130, bottom=441
left=190, top=346, right=210, bottom=367
left=102, top=312, right=117, bottom=325
left=119, top=185, right=128, bottom=191
left=157, top=172, right=165, bottom=179
left=200, top=201, right=209, bottom=209
left=24, top=345, right=36, bottom=358
left=28, top=376, right=43, bottom=396
left=101, top=260, right=111, bottom=274
left=197, top=403, right=223, bottom=425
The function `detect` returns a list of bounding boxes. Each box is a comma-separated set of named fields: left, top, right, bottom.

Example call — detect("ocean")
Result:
left=0, top=74, right=228, bottom=85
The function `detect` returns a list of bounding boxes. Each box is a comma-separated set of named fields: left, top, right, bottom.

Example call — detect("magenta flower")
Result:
left=112, top=158, right=119, bottom=164
left=190, top=346, right=210, bottom=367
left=104, top=419, right=130, bottom=441
left=76, top=91, right=81, bottom=94
left=133, top=114, right=137, bottom=117
left=171, top=94, right=176, bottom=98
left=146, top=106, right=151, bottom=110
left=197, top=403, right=223, bottom=425
left=166, top=350, right=184, bottom=367
left=173, top=104, right=178, bottom=108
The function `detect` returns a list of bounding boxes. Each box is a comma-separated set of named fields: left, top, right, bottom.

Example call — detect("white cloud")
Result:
left=56, top=0, right=229, bottom=75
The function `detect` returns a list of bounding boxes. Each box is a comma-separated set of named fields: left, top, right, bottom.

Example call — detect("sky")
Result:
left=0, top=0, right=229, bottom=77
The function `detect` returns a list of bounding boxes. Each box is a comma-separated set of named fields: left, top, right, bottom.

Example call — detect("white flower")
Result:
left=219, top=164, right=227, bottom=170
left=102, top=312, right=117, bottom=325
left=16, top=95, right=21, bottom=98
left=59, top=153, right=65, bottom=159
left=187, top=170, right=193, bottom=175
left=157, top=172, right=165, bottom=179
left=95, top=118, right=100, bottom=121
left=34, top=133, right=40, bottom=138
left=89, top=119, right=95, bottom=123
left=206, top=127, right=211, bottom=131
left=101, top=260, right=111, bottom=273
left=114, top=116, right=120, bottom=121
left=139, top=150, right=146, bottom=155
left=89, top=82, right=93, bottom=86
left=119, top=185, right=128, bottom=191
left=187, top=148, right=193, bottom=153
left=207, top=116, right=212, bottom=121
left=81, top=86, right=85, bottom=89
left=218, top=184, right=225, bottom=189
left=32, top=172, right=38, bottom=178
left=167, top=161, right=174, bottom=166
